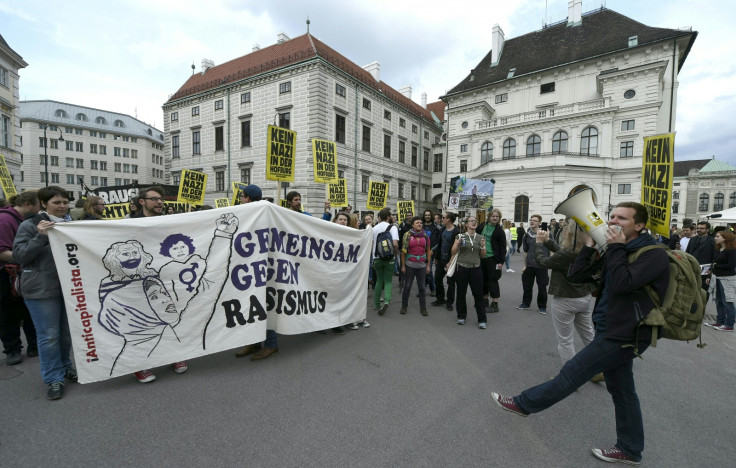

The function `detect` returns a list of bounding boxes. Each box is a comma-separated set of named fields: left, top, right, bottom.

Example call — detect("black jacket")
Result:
left=477, top=222, right=507, bottom=263
left=569, top=237, right=669, bottom=342
left=685, top=234, right=716, bottom=266
left=435, top=225, right=459, bottom=264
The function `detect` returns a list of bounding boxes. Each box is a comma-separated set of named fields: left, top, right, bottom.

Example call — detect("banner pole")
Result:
left=277, top=181, right=282, bottom=206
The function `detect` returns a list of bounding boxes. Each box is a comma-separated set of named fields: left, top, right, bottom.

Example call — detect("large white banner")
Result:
left=49, top=202, right=370, bottom=383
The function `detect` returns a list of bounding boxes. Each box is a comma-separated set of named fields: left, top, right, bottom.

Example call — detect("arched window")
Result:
left=730, top=192, right=736, bottom=208
left=96, top=116, right=107, bottom=125
left=580, top=126, right=598, bottom=155
left=714, top=192, right=724, bottom=212
left=76, top=113, right=88, bottom=122
left=147, top=129, right=153, bottom=136
left=526, top=135, right=541, bottom=156
left=114, top=119, right=125, bottom=128
left=502, top=138, right=516, bottom=159
left=699, top=193, right=709, bottom=212
left=480, top=141, right=493, bottom=165
left=672, top=202, right=679, bottom=214
left=55, top=109, right=68, bottom=118
left=552, top=131, right=568, bottom=154
left=514, top=195, right=529, bottom=222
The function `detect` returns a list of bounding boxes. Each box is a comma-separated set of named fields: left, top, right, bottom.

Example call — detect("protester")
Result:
left=12, top=186, right=77, bottom=400
left=69, top=198, right=85, bottom=220
left=432, top=212, right=459, bottom=311
left=0, top=191, right=40, bottom=365
left=81, top=196, right=106, bottom=220
left=708, top=230, right=736, bottom=332
left=478, top=208, right=506, bottom=313
left=373, top=207, right=399, bottom=316
left=422, top=210, right=438, bottom=297
left=359, top=212, right=374, bottom=230
left=534, top=221, right=596, bottom=371
left=502, top=220, right=514, bottom=273
left=492, top=202, right=670, bottom=465
left=516, top=223, right=525, bottom=253
left=285, top=191, right=331, bottom=220
left=510, top=222, right=518, bottom=254
left=518, top=214, right=549, bottom=314
left=125, top=196, right=140, bottom=219
left=132, top=186, right=188, bottom=382
left=400, top=216, right=432, bottom=316
left=166, top=205, right=176, bottom=215
left=676, top=224, right=695, bottom=251
left=450, top=216, right=487, bottom=328
left=687, top=221, right=715, bottom=302
left=397, top=212, right=413, bottom=288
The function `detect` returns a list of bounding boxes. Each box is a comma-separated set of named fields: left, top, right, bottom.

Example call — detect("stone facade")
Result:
left=0, top=34, right=28, bottom=193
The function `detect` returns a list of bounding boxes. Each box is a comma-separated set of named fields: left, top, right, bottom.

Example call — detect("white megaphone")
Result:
left=554, top=188, right=610, bottom=249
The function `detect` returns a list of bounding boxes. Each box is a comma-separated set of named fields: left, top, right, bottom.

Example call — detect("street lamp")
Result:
left=43, top=124, right=64, bottom=187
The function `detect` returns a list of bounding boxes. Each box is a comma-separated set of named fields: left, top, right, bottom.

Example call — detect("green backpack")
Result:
left=627, top=244, right=707, bottom=354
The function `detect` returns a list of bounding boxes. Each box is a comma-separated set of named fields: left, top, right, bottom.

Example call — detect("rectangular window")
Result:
left=100, top=161, right=107, bottom=170
left=412, top=124, right=417, bottom=134
left=411, top=146, right=418, bottom=167
left=192, top=131, right=201, bottom=154
left=115, top=178, right=122, bottom=186
left=114, top=147, right=121, bottom=157
left=495, top=93, right=508, bottom=104
left=50, top=139, right=58, bottom=149
left=76, top=159, right=84, bottom=168
left=123, top=163, right=130, bottom=173
left=460, top=160, right=468, bottom=172
left=192, top=106, right=200, bottom=116
left=40, top=172, right=47, bottom=183
left=171, top=112, right=178, bottom=121
left=171, top=172, right=180, bottom=185
left=123, top=148, right=129, bottom=157
left=620, top=141, right=634, bottom=158
left=399, top=141, right=406, bottom=163
left=65, top=141, right=73, bottom=151
left=132, top=165, right=138, bottom=174
left=100, top=145, right=106, bottom=155
left=423, top=150, right=429, bottom=171
left=411, top=185, right=416, bottom=200
left=214, top=99, right=224, bottom=110
left=279, top=81, right=292, bottom=94
left=75, top=142, right=83, bottom=152
left=384, top=110, right=391, bottom=121
left=424, top=131, right=429, bottom=140
left=65, top=127, right=73, bottom=134
left=540, top=82, right=555, bottom=94
left=433, top=153, right=443, bottom=172
left=215, top=126, right=224, bottom=151
left=114, top=163, right=121, bottom=172
left=39, top=137, right=47, bottom=148
left=240, top=92, right=251, bottom=104
left=240, top=167, right=251, bottom=184
left=361, top=175, right=369, bottom=193
left=172, top=135, right=180, bottom=158
left=66, top=174, right=75, bottom=184
left=335, top=114, right=346, bottom=144
left=383, top=134, right=391, bottom=158
left=335, top=83, right=346, bottom=97
left=90, top=160, right=98, bottom=170
left=131, top=149, right=137, bottom=159
left=100, top=132, right=106, bottom=138
left=39, top=155, right=47, bottom=165
left=2, top=116, right=11, bottom=147
left=398, top=182, right=404, bottom=198
left=278, top=112, right=290, bottom=130
left=216, top=171, right=225, bottom=191
left=90, top=144, right=97, bottom=154
left=100, top=177, right=108, bottom=185
left=50, top=156, right=58, bottom=166
left=91, top=176, right=98, bottom=185
left=399, top=118, right=406, bottom=128
left=363, top=98, right=371, bottom=110
left=0, top=67, right=7, bottom=87
left=241, top=121, right=251, bottom=147
left=89, top=131, right=97, bottom=137
left=621, top=120, right=635, bottom=131
left=66, top=157, right=74, bottom=168
left=460, top=144, right=468, bottom=153
left=75, top=128, right=83, bottom=135
left=362, top=126, right=371, bottom=152
left=617, top=184, right=631, bottom=195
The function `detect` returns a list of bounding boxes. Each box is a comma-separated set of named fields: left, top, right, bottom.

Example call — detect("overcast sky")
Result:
left=2, top=0, right=733, bottom=163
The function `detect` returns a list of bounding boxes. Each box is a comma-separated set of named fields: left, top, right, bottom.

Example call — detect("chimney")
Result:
left=491, top=24, right=505, bottom=66
left=399, top=86, right=412, bottom=99
left=277, top=32, right=290, bottom=44
left=363, top=61, right=380, bottom=82
left=201, top=58, right=215, bottom=75
left=252, top=43, right=260, bottom=52
left=567, top=0, right=582, bottom=27
left=421, top=92, right=427, bottom=109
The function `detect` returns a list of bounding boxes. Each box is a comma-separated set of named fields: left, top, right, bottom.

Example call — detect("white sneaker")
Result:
left=361, top=319, right=370, bottom=328
left=506, top=269, right=515, bottom=273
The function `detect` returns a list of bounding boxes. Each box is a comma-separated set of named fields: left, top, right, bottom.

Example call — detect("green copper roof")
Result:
left=699, top=158, right=736, bottom=173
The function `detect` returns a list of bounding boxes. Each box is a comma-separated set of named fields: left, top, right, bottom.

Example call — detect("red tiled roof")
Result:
left=167, top=34, right=434, bottom=123
left=426, top=101, right=445, bottom=122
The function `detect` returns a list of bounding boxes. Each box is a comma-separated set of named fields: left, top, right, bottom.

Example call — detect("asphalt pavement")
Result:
left=1, top=252, right=733, bottom=467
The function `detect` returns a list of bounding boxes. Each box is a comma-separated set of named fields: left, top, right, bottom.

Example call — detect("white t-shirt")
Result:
left=372, top=221, right=399, bottom=259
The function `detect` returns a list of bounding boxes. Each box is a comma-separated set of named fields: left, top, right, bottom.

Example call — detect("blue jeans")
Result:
left=264, top=329, right=278, bottom=348
left=505, top=251, right=511, bottom=269
left=24, top=296, right=73, bottom=385
left=515, top=333, right=649, bottom=462
left=715, top=279, right=736, bottom=327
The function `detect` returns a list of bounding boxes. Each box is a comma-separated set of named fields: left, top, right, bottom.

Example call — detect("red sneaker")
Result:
left=173, top=361, right=188, bottom=374
left=592, top=447, right=641, bottom=465
left=134, top=370, right=156, bottom=383
left=715, top=325, right=734, bottom=332
left=491, top=392, right=528, bottom=417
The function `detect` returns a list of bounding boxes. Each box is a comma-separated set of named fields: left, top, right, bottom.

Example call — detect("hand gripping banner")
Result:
left=49, top=202, right=370, bottom=383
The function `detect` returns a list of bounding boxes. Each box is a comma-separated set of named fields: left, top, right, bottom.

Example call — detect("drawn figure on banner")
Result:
left=471, top=185, right=479, bottom=208
left=158, top=234, right=206, bottom=310
left=97, top=213, right=239, bottom=374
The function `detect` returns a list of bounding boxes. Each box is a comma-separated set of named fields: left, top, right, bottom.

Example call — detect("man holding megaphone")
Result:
left=492, top=201, right=670, bottom=466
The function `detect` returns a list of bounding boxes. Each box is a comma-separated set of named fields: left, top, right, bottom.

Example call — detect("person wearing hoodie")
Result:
left=0, top=191, right=40, bottom=365
left=492, top=202, right=670, bottom=466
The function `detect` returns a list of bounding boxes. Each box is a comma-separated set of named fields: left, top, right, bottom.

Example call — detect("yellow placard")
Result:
left=312, top=138, right=338, bottom=184
left=640, top=133, right=674, bottom=238
left=328, top=178, right=347, bottom=207
left=266, top=124, right=296, bottom=182
left=0, top=154, right=18, bottom=198
left=230, top=182, right=243, bottom=206
left=214, top=198, right=230, bottom=208
left=280, top=199, right=289, bottom=208
left=177, top=169, right=207, bottom=205
left=367, top=181, right=388, bottom=211
left=397, top=201, right=415, bottom=222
